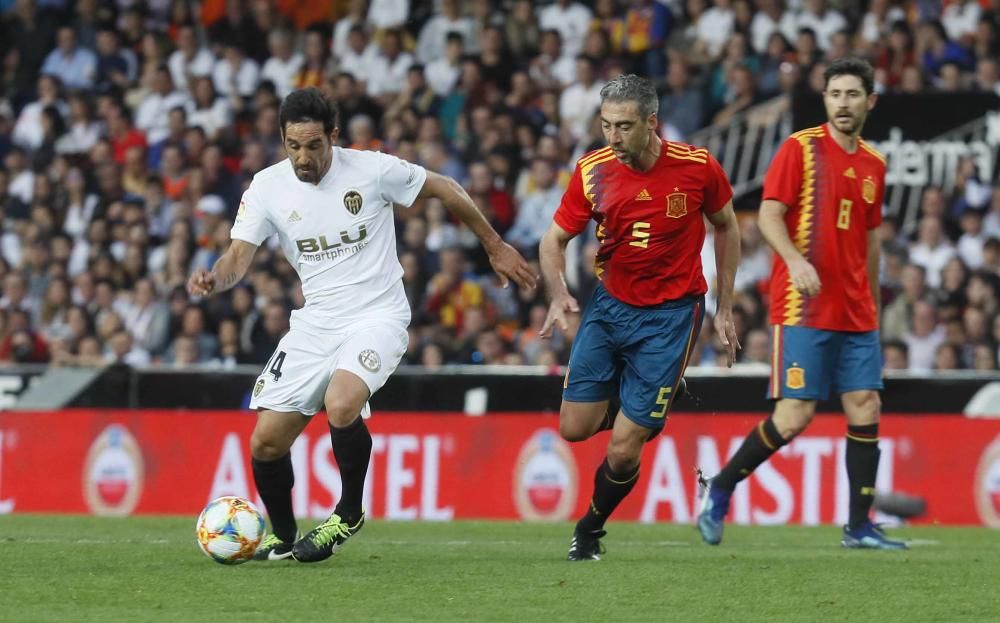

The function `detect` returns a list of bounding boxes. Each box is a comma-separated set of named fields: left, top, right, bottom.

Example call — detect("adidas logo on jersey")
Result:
left=844, top=167, right=856, bottom=179
left=288, top=210, right=302, bottom=222
left=635, top=189, right=652, bottom=201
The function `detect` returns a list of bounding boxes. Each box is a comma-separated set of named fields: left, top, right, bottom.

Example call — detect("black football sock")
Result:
left=712, top=417, right=788, bottom=491
left=576, top=458, right=640, bottom=533
left=330, top=416, right=372, bottom=525
left=251, top=453, right=297, bottom=542
left=846, top=423, right=880, bottom=529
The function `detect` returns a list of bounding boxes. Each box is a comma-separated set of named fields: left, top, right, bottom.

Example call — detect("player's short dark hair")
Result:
left=278, top=87, right=340, bottom=136
left=823, top=57, right=875, bottom=95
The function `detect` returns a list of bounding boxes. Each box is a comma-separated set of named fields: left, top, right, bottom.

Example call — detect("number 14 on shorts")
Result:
left=267, top=351, right=287, bottom=381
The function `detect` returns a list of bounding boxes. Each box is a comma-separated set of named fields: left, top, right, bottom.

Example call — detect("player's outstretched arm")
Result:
left=538, top=222, right=579, bottom=339
left=418, top=171, right=537, bottom=290
left=186, top=239, right=259, bottom=297
left=758, top=199, right=821, bottom=296
left=707, top=201, right=742, bottom=367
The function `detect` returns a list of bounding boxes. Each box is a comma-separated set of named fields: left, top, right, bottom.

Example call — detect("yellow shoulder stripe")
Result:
left=859, top=141, right=886, bottom=164
left=578, top=147, right=613, bottom=168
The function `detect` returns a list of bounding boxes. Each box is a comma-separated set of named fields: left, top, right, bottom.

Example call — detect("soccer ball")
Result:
left=195, top=496, right=266, bottom=565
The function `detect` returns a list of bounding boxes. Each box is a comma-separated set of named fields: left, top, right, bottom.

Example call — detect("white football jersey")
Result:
left=231, top=147, right=427, bottom=331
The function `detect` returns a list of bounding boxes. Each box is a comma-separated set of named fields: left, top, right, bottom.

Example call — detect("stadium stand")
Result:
left=0, top=0, right=998, bottom=373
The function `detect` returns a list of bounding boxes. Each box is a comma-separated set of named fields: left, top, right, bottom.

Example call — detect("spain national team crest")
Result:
left=862, top=176, right=877, bottom=204
left=344, top=189, right=363, bottom=215
left=786, top=366, right=805, bottom=390
left=666, top=192, right=688, bottom=218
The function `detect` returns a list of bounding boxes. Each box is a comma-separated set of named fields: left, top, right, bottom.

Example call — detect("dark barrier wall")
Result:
left=792, top=91, right=1000, bottom=141
left=66, top=366, right=997, bottom=414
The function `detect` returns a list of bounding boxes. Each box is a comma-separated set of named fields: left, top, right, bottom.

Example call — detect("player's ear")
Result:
left=866, top=92, right=878, bottom=112
left=329, top=127, right=340, bottom=145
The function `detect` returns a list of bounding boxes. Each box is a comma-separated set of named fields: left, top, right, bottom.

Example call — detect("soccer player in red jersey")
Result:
left=698, top=58, right=907, bottom=550
left=538, top=74, right=742, bottom=561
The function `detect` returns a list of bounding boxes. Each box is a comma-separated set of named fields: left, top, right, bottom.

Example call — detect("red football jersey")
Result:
left=764, top=123, right=885, bottom=332
left=554, top=142, right=733, bottom=307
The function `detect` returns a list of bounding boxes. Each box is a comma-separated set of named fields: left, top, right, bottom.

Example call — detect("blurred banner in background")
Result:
left=2, top=410, right=999, bottom=527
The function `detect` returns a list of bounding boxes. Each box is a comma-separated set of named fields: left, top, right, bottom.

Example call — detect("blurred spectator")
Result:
left=909, top=216, right=956, bottom=288
left=105, top=328, right=151, bottom=367
left=417, top=0, right=474, bottom=65
left=559, top=56, right=604, bottom=143
left=135, top=67, right=190, bottom=145
left=212, top=43, right=260, bottom=100
left=904, top=299, right=945, bottom=371
left=168, top=23, right=215, bottom=93
left=505, top=0, right=541, bottom=60
left=13, top=74, right=65, bottom=151
left=41, top=25, right=96, bottom=90
left=337, top=25, right=378, bottom=83
left=505, top=158, right=563, bottom=254
left=882, top=339, right=909, bottom=370
left=248, top=299, right=289, bottom=364
left=367, top=28, right=413, bottom=101
left=425, top=246, right=487, bottom=333
left=261, top=29, right=303, bottom=99
left=538, top=0, right=593, bottom=60
left=785, top=0, right=847, bottom=51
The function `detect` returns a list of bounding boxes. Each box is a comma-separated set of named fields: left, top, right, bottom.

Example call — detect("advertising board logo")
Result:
left=513, top=429, right=577, bottom=521
left=974, top=435, right=1000, bottom=527
left=83, top=424, right=144, bottom=516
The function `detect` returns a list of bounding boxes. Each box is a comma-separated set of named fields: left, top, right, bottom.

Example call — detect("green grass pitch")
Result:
left=1, top=515, right=998, bottom=622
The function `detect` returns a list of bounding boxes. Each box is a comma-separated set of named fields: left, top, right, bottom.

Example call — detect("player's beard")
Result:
left=294, top=167, right=316, bottom=182
left=832, top=112, right=862, bottom=135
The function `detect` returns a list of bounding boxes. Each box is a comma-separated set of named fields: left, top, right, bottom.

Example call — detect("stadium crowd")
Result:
left=0, top=0, right=998, bottom=373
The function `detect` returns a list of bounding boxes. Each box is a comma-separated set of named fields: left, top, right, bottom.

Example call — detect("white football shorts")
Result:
left=248, top=318, right=409, bottom=416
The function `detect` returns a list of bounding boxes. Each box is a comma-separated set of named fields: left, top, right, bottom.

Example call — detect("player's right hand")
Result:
left=540, top=295, right=580, bottom=338
left=788, top=257, right=821, bottom=296
left=187, top=269, right=216, bottom=297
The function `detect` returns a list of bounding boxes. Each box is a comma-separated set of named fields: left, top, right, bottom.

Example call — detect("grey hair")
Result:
left=599, top=74, right=659, bottom=118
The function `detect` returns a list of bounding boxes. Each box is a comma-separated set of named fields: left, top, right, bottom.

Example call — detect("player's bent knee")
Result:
left=559, top=417, right=592, bottom=442
left=845, top=391, right=881, bottom=425
left=774, top=401, right=816, bottom=439
left=250, top=431, right=291, bottom=461
left=606, top=438, right=641, bottom=473
left=325, top=397, right=363, bottom=428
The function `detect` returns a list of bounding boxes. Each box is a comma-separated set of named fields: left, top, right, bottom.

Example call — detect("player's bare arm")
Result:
left=707, top=201, right=742, bottom=367
left=758, top=199, right=821, bottom=296
left=538, top=222, right=580, bottom=338
left=186, top=239, right=258, bottom=297
left=418, top=171, right=537, bottom=290
left=867, top=228, right=880, bottom=316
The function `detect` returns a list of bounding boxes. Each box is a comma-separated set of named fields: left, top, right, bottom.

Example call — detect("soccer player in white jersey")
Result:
left=187, top=88, right=536, bottom=562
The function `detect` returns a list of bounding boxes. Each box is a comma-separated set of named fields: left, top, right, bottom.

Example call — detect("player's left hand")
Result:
left=714, top=308, right=741, bottom=368
left=487, top=242, right=538, bottom=290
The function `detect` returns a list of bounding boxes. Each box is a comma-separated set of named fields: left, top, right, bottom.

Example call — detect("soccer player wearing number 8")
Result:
left=186, top=88, right=536, bottom=563
left=538, top=74, right=742, bottom=561
left=697, top=58, right=907, bottom=550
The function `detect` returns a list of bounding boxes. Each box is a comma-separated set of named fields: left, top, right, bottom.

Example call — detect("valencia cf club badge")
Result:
left=344, top=189, right=363, bottom=215
left=253, top=378, right=265, bottom=397
left=666, top=192, right=688, bottom=218
left=862, top=176, right=877, bottom=204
